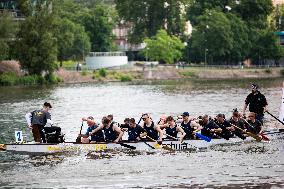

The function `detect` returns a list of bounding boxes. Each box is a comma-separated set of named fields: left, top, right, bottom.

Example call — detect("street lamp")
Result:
left=205, top=48, right=208, bottom=66
left=204, top=25, right=209, bottom=65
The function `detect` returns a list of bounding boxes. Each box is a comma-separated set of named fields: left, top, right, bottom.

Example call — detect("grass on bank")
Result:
left=0, top=73, right=62, bottom=86
left=91, top=68, right=142, bottom=82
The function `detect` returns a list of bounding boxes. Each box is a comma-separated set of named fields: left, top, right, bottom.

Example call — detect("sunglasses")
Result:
left=142, top=117, right=147, bottom=121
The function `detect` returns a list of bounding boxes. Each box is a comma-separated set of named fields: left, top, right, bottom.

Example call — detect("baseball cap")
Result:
left=251, top=83, right=259, bottom=90
left=182, top=112, right=189, bottom=117
left=87, top=116, right=94, bottom=120
left=44, top=102, right=52, bottom=108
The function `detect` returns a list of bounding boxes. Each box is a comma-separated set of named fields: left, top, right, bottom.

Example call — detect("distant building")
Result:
left=0, top=0, right=24, bottom=20
left=273, top=0, right=284, bottom=5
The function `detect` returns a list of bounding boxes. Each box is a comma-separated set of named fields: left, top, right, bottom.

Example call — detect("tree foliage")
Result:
left=115, top=0, right=189, bottom=43
left=186, top=0, right=283, bottom=64
left=17, top=0, right=57, bottom=75
left=141, top=29, right=185, bottom=64
left=0, top=11, right=18, bottom=61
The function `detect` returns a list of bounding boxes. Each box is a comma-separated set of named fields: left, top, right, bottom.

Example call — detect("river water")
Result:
left=0, top=78, right=284, bottom=188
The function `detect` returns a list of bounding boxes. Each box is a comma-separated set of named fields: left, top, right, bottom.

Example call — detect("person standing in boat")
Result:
left=140, top=113, right=164, bottom=142
left=245, top=112, right=263, bottom=135
left=25, top=102, right=60, bottom=143
left=127, top=118, right=144, bottom=142
left=180, top=112, right=202, bottom=139
left=200, top=115, right=222, bottom=138
left=242, top=83, right=268, bottom=123
left=164, top=116, right=186, bottom=142
left=81, top=116, right=105, bottom=143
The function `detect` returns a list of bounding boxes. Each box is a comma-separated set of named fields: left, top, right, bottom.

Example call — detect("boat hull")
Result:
left=2, top=131, right=283, bottom=154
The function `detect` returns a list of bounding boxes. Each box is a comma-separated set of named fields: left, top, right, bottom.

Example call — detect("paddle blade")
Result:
left=119, top=143, right=136, bottom=150
left=246, top=132, right=262, bottom=142
left=260, top=134, right=270, bottom=141
left=195, top=133, right=211, bottom=142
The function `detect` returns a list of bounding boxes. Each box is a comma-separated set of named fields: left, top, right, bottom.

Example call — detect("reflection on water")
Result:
left=0, top=78, right=284, bottom=188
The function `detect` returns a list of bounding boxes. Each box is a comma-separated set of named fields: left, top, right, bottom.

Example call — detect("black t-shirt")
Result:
left=247, top=120, right=262, bottom=134
left=128, top=124, right=143, bottom=141
left=245, top=92, right=268, bottom=116
left=31, top=109, right=51, bottom=126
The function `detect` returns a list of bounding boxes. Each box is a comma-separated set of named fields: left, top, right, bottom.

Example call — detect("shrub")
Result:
left=0, top=61, right=22, bottom=75
left=0, top=73, right=17, bottom=85
left=264, top=69, right=271, bottom=74
left=45, top=73, right=60, bottom=84
left=81, top=70, right=87, bottom=76
left=99, top=68, right=107, bottom=77
left=281, top=69, right=284, bottom=76
left=120, top=74, right=132, bottom=82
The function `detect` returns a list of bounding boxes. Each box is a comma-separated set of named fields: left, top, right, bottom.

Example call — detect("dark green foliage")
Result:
left=0, top=73, right=49, bottom=86
left=280, top=69, right=284, bottom=76
left=120, top=74, right=132, bottom=82
left=17, top=0, right=57, bottom=75
left=186, top=0, right=284, bottom=64
left=99, top=68, right=107, bottom=77
left=0, top=11, right=18, bottom=61
left=115, top=0, right=187, bottom=43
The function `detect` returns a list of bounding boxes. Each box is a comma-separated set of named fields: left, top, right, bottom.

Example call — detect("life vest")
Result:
left=128, top=124, right=143, bottom=141
left=181, top=120, right=194, bottom=138
left=143, top=121, right=158, bottom=140
left=104, top=124, right=117, bottom=142
left=90, top=125, right=105, bottom=142
left=165, top=124, right=178, bottom=138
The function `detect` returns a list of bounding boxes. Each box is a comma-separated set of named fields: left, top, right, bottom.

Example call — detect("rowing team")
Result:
left=78, top=109, right=265, bottom=144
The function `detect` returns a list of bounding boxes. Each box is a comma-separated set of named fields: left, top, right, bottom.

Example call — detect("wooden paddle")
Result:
left=230, top=123, right=262, bottom=142
left=76, top=121, right=84, bottom=143
left=266, top=111, right=284, bottom=126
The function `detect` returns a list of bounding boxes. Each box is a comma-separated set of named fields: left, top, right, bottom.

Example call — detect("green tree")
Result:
left=235, top=0, right=273, bottom=29
left=115, top=0, right=189, bottom=43
left=190, top=10, right=233, bottom=64
left=187, top=0, right=237, bottom=26
left=0, top=11, right=18, bottom=61
left=55, top=18, right=90, bottom=64
left=226, top=13, right=250, bottom=64
left=79, top=4, right=116, bottom=52
left=17, top=0, right=57, bottom=75
left=141, top=29, right=185, bottom=64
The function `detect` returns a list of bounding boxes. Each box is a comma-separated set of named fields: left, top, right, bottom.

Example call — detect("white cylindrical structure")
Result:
left=85, top=52, right=128, bottom=69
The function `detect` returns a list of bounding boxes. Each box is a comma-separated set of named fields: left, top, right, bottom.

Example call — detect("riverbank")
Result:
left=0, top=64, right=283, bottom=86
left=56, top=66, right=284, bottom=84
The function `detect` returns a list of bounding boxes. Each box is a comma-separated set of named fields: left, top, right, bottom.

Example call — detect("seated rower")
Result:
left=180, top=112, right=202, bottom=139
left=128, top=118, right=144, bottom=142
left=81, top=116, right=105, bottom=143
left=245, top=112, right=263, bottom=135
left=164, top=116, right=186, bottom=142
left=200, top=115, right=222, bottom=138
left=102, top=117, right=123, bottom=143
left=214, top=114, right=234, bottom=140
left=229, top=110, right=246, bottom=140
left=120, top=118, right=130, bottom=130
left=140, top=113, right=163, bottom=143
